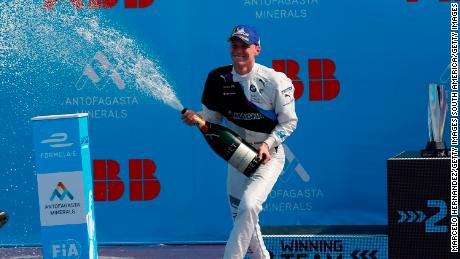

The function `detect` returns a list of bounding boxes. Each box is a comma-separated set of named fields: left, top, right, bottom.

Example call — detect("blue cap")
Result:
left=228, top=25, right=260, bottom=45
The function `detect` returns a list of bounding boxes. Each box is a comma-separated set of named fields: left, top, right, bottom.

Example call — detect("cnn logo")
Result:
left=43, top=0, right=155, bottom=9
left=93, top=159, right=160, bottom=201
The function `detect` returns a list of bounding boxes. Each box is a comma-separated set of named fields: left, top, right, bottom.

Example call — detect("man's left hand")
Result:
left=258, top=143, right=271, bottom=164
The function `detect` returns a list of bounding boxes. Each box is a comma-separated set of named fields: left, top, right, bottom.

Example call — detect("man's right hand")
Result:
left=181, top=109, right=199, bottom=126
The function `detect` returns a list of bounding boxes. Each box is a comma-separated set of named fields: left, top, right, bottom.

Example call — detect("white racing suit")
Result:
left=200, top=63, right=298, bottom=259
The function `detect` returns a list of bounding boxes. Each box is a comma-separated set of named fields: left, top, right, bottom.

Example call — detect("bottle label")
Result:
left=228, top=143, right=258, bottom=173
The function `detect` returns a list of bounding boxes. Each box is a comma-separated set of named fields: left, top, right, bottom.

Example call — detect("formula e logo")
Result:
left=50, top=182, right=74, bottom=201
left=51, top=239, right=81, bottom=259
left=43, top=0, right=156, bottom=9
left=41, top=133, right=73, bottom=148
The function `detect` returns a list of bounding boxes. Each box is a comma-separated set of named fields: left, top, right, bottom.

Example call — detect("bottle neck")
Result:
left=193, top=116, right=208, bottom=132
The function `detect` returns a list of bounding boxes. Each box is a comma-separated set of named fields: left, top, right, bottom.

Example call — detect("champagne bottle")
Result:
left=182, top=108, right=262, bottom=177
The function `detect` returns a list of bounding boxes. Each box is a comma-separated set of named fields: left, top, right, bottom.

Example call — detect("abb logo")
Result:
left=93, top=159, right=160, bottom=201
left=272, top=59, right=340, bottom=101
left=43, top=0, right=155, bottom=9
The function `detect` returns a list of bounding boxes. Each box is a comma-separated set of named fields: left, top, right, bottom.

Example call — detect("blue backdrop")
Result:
left=0, top=0, right=451, bottom=245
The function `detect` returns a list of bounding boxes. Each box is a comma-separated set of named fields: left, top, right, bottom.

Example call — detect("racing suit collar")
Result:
left=231, top=63, right=260, bottom=82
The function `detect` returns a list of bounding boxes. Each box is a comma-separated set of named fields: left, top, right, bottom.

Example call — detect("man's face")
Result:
left=230, top=37, right=260, bottom=69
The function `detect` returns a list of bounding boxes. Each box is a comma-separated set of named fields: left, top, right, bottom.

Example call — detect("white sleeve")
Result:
left=263, top=73, right=298, bottom=149
left=198, top=104, right=224, bottom=125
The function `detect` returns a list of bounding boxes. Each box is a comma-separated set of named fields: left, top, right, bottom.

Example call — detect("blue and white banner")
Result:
left=31, top=114, right=97, bottom=258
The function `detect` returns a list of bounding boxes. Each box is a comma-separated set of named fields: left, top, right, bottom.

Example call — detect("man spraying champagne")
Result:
left=182, top=25, right=298, bottom=259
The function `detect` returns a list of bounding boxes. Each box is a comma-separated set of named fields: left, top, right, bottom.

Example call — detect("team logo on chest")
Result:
left=249, top=83, right=263, bottom=104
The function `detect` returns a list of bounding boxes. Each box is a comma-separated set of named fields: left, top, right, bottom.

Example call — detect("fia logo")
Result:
left=75, top=51, right=126, bottom=91
left=280, top=144, right=310, bottom=183
left=51, top=239, right=81, bottom=259
left=41, top=133, right=73, bottom=148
